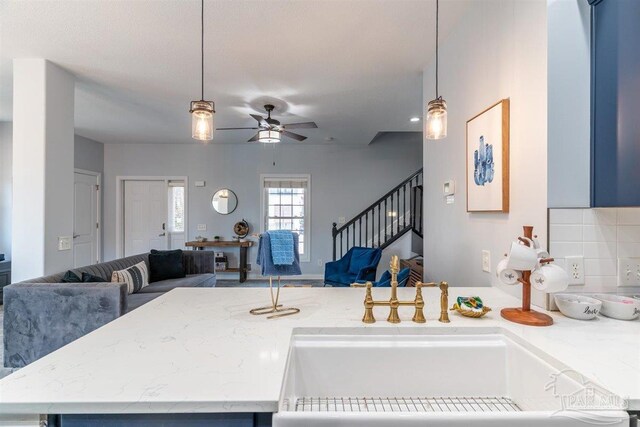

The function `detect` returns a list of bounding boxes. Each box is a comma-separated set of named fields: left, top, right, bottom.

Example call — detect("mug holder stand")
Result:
left=500, top=225, right=554, bottom=327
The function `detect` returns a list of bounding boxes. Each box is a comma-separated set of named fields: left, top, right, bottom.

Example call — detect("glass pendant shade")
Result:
left=426, top=98, right=447, bottom=140
left=258, top=130, right=281, bottom=143
left=190, top=100, right=215, bottom=141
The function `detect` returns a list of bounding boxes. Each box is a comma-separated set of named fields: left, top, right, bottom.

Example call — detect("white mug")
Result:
left=506, top=241, right=539, bottom=271
left=530, top=263, right=569, bottom=293
left=535, top=247, right=550, bottom=259
left=496, top=258, right=522, bottom=285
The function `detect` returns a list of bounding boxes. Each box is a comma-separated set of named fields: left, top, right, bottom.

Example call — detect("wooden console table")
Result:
left=185, top=241, right=254, bottom=283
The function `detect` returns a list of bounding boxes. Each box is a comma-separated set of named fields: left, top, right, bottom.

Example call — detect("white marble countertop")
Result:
left=0, top=286, right=639, bottom=415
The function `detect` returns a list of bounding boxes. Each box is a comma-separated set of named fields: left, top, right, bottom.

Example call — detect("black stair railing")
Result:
left=332, top=168, right=423, bottom=260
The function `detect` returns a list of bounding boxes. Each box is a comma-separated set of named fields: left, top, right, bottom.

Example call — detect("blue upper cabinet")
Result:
left=591, top=0, right=640, bottom=206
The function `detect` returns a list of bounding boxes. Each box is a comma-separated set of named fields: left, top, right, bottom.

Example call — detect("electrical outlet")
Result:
left=482, top=250, right=491, bottom=273
left=317, top=258, right=323, bottom=266
left=197, top=224, right=207, bottom=231
left=618, top=257, right=640, bottom=287
left=566, top=256, right=585, bottom=285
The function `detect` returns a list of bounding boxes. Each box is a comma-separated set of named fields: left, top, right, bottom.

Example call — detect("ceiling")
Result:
left=0, top=0, right=469, bottom=145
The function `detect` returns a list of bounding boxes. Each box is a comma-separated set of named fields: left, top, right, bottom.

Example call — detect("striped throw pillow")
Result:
left=111, top=261, right=149, bottom=294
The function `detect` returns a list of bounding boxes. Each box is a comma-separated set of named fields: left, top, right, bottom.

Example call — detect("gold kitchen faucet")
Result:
left=362, top=255, right=450, bottom=324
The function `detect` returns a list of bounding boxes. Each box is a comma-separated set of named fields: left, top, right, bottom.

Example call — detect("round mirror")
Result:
left=212, top=189, right=238, bottom=215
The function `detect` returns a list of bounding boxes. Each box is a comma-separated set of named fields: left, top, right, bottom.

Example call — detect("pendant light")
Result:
left=189, top=0, right=215, bottom=141
left=426, top=0, right=447, bottom=140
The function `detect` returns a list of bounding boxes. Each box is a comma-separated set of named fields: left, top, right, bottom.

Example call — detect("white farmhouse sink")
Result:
left=273, top=328, right=628, bottom=427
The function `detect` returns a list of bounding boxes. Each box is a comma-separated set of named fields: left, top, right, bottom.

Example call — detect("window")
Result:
left=261, top=175, right=310, bottom=262
left=168, top=182, right=185, bottom=233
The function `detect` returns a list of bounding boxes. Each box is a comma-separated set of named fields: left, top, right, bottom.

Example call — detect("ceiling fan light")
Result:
left=258, top=130, right=281, bottom=143
left=426, top=98, right=447, bottom=140
left=190, top=100, right=215, bottom=141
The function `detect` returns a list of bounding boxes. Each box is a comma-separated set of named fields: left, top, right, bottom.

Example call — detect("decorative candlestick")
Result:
left=500, top=225, right=554, bottom=327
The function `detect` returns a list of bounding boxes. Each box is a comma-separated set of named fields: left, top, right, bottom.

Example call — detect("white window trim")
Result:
left=260, top=173, right=311, bottom=262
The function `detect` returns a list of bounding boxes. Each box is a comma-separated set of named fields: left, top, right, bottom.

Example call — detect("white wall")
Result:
left=547, top=0, right=591, bottom=208
left=12, top=59, right=75, bottom=281
left=103, top=135, right=422, bottom=276
left=0, top=122, right=12, bottom=260
left=422, top=0, right=547, bottom=303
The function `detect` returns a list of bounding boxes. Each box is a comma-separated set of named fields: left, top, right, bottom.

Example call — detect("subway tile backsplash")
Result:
left=549, top=208, right=640, bottom=292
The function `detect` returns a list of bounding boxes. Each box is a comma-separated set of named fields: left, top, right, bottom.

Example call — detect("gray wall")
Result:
left=422, top=0, right=548, bottom=307
left=0, top=122, right=12, bottom=259
left=103, top=134, right=422, bottom=275
left=547, top=0, right=591, bottom=207
left=0, top=127, right=105, bottom=264
left=75, top=135, right=104, bottom=174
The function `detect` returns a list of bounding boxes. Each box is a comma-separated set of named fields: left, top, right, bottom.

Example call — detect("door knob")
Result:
left=159, top=232, right=166, bottom=237
left=73, top=234, right=79, bottom=239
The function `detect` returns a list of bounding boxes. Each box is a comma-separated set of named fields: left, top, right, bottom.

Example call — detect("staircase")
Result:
left=332, top=169, right=423, bottom=260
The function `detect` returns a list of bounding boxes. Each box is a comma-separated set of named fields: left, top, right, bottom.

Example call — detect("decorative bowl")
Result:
left=592, top=294, right=640, bottom=320
left=554, top=294, right=601, bottom=320
left=450, top=296, right=491, bottom=318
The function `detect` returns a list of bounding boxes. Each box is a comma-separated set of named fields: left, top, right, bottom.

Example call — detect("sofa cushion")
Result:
left=111, top=261, right=149, bottom=294
left=82, top=272, right=108, bottom=282
left=149, top=249, right=186, bottom=283
left=137, top=273, right=216, bottom=294
left=348, top=248, right=378, bottom=275
left=61, top=270, right=82, bottom=283
left=126, top=292, right=164, bottom=312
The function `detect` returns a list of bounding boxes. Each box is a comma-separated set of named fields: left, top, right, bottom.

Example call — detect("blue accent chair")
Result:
left=373, top=267, right=411, bottom=287
left=324, top=247, right=382, bottom=287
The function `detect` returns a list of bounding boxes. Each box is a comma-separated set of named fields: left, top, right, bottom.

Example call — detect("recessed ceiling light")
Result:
left=410, top=117, right=421, bottom=122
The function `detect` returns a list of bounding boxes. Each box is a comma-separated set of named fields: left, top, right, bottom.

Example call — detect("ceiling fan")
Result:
left=216, top=104, right=318, bottom=143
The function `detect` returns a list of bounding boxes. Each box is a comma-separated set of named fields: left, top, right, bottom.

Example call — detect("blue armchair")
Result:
left=373, top=267, right=411, bottom=287
left=324, top=247, right=382, bottom=287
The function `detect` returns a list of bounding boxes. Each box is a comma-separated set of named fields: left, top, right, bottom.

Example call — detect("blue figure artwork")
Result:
left=473, top=135, right=494, bottom=186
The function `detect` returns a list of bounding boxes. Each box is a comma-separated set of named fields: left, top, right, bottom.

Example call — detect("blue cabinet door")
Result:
left=591, top=0, right=640, bottom=206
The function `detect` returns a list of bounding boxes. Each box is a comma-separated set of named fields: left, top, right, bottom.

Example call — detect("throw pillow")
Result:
left=61, top=270, right=82, bottom=283
left=82, top=272, right=108, bottom=283
left=111, top=261, right=149, bottom=294
left=148, top=249, right=185, bottom=283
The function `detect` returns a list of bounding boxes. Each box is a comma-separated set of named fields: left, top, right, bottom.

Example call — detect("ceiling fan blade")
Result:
left=282, top=130, right=307, bottom=141
left=250, top=114, right=269, bottom=128
left=282, top=122, right=318, bottom=129
left=216, top=127, right=259, bottom=130
left=248, top=133, right=261, bottom=142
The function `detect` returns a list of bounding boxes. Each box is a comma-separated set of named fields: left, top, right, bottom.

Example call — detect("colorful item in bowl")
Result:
left=451, top=296, right=492, bottom=318
left=554, top=294, right=601, bottom=320
left=592, top=294, right=640, bottom=321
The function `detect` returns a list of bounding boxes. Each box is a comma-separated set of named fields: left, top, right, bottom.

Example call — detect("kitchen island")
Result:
left=0, top=287, right=638, bottom=425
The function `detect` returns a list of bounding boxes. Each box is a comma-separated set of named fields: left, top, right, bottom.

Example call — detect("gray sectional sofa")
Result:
left=3, top=250, right=216, bottom=368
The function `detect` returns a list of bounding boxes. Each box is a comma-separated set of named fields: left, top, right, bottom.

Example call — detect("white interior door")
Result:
left=73, top=171, right=99, bottom=267
left=124, top=180, right=168, bottom=256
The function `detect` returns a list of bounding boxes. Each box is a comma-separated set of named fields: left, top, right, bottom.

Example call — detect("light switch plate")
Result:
left=194, top=181, right=206, bottom=187
left=338, top=217, right=346, bottom=224
left=482, top=250, right=491, bottom=273
left=197, top=224, right=207, bottom=231
left=618, top=257, right=640, bottom=287
left=566, top=255, right=585, bottom=285
left=58, top=236, right=71, bottom=251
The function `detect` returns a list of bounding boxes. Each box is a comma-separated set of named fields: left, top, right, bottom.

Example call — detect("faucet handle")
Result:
left=412, top=282, right=426, bottom=323
left=362, top=282, right=375, bottom=324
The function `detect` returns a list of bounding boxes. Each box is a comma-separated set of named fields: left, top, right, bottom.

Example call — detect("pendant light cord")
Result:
left=201, top=0, right=204, bottom=100
left=435, top=0, right=439, bottom=99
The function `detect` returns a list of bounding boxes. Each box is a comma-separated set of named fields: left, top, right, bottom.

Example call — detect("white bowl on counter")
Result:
left=554, top=294, right=601, bottom=320
left=593, top=294, right=640, bottom=320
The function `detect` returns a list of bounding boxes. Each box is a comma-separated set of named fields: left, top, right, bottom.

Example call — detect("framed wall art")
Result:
left=466, top=99, right=510, bottom=212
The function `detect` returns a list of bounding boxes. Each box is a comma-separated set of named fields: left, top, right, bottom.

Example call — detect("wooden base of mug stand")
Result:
left=500, top=307, right=553, bottom=327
